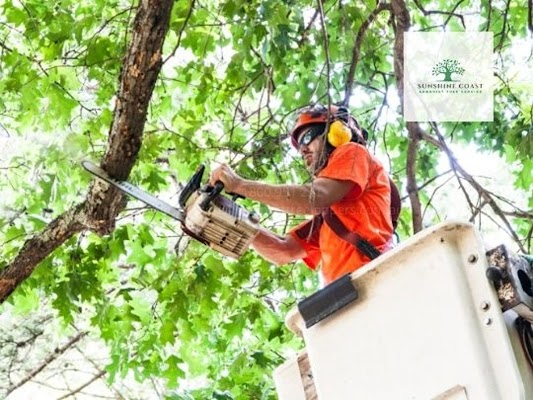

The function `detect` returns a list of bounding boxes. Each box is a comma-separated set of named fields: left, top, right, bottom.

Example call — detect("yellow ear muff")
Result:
left=327, top=120, right=352, bottom=147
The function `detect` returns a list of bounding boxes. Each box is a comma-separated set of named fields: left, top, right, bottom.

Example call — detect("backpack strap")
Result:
left=322, top=208, right=381, bottom=260
left=294, top=214, right=323, bottom=244
left=389, top=178, right=401, bottom=230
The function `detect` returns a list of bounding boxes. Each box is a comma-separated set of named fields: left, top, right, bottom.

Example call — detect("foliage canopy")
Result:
left=0, top=0, right=531, bottom=397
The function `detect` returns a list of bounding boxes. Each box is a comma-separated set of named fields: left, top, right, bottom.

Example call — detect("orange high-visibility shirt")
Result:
left=289, top=143, right=393, bottom=285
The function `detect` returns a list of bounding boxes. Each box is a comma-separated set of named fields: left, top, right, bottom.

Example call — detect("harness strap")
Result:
left=389, top=177, right=401, bottom=230
left=322, top=208, right=381, bottom=260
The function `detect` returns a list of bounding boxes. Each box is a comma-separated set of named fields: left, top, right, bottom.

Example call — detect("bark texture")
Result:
left=391, top=0, right=424, bottom=233
left=0, top=0, right=175, bottom=303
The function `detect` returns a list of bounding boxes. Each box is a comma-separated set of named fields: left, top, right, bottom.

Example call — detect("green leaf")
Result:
left=164, top=355, right=185, bottom=388
left=160, top=319, right=177, bottom=344
left=11, top=287, right=40, bottom=314
left=1, top=0, right=531, bottom=396
left=129, top=296, right=153, bottom=325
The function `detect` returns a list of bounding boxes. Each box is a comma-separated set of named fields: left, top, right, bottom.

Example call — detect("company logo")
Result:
left=404, top=32, right=493, bottom=121
left=416, top=59, right=483, bottom=94
left=431, top=59, right=464, bottom=82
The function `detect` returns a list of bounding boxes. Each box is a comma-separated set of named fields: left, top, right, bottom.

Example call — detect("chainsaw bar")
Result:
left=82, top=161, right=185, bottom=222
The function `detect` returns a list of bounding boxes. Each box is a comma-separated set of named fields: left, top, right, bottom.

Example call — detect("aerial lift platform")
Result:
left=274, top=221, right=533, bottom=400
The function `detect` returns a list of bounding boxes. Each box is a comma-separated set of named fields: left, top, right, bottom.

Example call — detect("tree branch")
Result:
left=55, top=370, right=107, bottom=400
left=502, top=210, right=533, bottom=220
left=529, top=0, right=533, bottom=33
left=317, top=0, right=333, bottom=106
left=390, top=0, right=424, bottom=233
left=164, top=0, right=196, bottom=63
left=343, top=3, right=392, bottom=106
left=0, top=205, right=85, bottom=301
left=428, top=122, right=526, bottom=253
left=486, top=0, right=493, bottom=31
left=421, top=174, right=456, bottom=221
left=297, top=9, right=320, bottom=47
left=412, top=0, right=466, bottom=28
left=495, top=0, right=511, bottom=52
left=416, top=123, right=529, bottom=252
left=399, top=169, right=453, bottom=202
left=405, top=122, right=424, bottom=233
left=0, top=0, right=175, bottom=303
left=5, top=332, right=87, bottom=396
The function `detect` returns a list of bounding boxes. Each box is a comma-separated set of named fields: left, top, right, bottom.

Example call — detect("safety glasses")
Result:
left=297, top=125, right=326, bottom=148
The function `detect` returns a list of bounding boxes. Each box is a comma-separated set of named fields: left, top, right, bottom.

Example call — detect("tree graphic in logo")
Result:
left=432, top=59, right=465, bottom=82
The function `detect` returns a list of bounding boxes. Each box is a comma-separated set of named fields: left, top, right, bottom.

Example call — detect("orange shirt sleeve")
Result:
left=318, top=143, right=370, bottom=199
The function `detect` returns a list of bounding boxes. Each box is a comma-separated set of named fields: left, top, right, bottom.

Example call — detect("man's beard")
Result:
left=307, top=139, right=329, bottom=175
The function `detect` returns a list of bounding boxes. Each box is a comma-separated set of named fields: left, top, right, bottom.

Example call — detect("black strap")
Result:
left=389, top=177, right=401, bottom=230
left=322, top=208, right=381, bottom=260
left=298, top=273, right=358, bottom=328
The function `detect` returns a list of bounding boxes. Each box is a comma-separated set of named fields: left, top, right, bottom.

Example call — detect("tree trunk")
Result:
left=391, top=0, right=424, bottom=234
left=0, top=0, right=175, bottom=303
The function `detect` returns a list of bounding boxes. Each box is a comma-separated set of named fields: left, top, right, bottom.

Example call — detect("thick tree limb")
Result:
left=405, top=122, right=424, bottom=233
left=343, top=3, right=392, bottom=106
left=390, top=0, right=424, bottom=233
left=391, top=0, right=410, bottom=103
left=0, top=205, right=86, bottom=302
left=0, top=0, right=175, bottom=303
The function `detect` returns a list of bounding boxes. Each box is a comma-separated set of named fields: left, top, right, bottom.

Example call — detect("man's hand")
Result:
left=209, top=163, right=244, bottom=194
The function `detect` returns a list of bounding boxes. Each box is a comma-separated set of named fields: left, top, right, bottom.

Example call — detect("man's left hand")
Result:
left=209, top=163, right=244, bottom=194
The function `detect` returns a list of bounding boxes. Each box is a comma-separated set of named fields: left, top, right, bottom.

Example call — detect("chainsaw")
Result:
left=82, top=161, right=260, bottom=258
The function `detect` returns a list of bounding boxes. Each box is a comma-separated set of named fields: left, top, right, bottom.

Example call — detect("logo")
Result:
left=416, top=59, right=483, bottom=94
left=404, top=32, right=493, bottom=122
left=431, top=59, right=464, bottom=82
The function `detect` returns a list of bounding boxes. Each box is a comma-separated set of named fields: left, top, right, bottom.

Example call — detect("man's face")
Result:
left=297, top=125, right=326, bottom=170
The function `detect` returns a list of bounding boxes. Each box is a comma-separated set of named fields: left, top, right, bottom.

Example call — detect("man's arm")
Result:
left=251, top=227, right=307, bottom=265
left=210, top=164, right=354, bottom=215
left=237, top=177, right=352, bottom=215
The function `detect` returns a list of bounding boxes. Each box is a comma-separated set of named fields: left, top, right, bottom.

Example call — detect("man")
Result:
left=209, top=104, right=394, bottom=285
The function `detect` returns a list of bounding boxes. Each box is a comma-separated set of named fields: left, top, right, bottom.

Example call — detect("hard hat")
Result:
left=289, top=104, right=365, bottom=148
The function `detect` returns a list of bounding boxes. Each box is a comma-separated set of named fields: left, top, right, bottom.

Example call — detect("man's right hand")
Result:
left=209, top=163, right=245, bottom=194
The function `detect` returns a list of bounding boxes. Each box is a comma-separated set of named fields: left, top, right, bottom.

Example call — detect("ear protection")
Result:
left=326, top=106, right=355, bottom=148
left=327, top=120, right=352, bottom=147
left=290, top=105, right=366, bottom=149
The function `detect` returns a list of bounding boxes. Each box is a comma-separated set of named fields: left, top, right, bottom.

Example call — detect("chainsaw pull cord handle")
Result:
left=199, top=181, right=224, bottom=211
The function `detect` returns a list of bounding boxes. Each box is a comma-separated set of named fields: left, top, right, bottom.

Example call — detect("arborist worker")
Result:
left=209, top=104, right=399, bottom=285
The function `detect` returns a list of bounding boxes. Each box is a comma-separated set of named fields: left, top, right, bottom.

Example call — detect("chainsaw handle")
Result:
left=229, top=192, right=245, bottom=201
left=200, top=181, right=247, bottom=211
left=199, top=181, right=225, bottom=211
